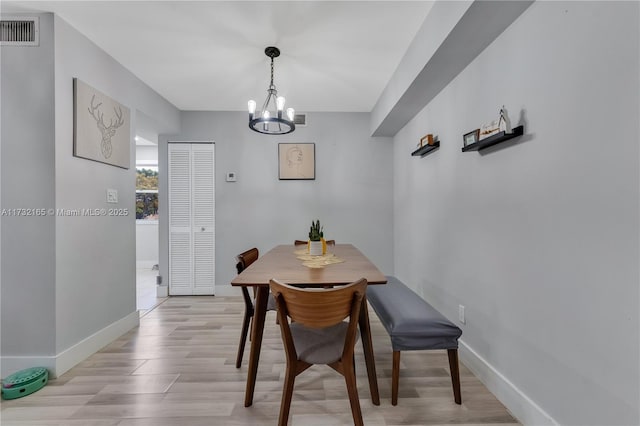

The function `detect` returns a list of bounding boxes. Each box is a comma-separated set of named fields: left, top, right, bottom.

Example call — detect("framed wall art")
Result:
left=278, top=143, right=315, bottom=180
left=73, top=78, right=131, bottom=169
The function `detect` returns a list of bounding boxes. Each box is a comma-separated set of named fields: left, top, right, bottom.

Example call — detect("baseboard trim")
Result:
left=55, top=311, right=139, bottom=377
left=0, top=355, right=56, bottom=380
left=156, top=284, right=168, bottom=298
left=459, top=340, right=558, bottom=425
left=1, top=311, right=139, bottom=379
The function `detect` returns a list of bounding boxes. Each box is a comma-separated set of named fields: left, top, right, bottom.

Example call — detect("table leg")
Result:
left=358, top=297, right=380, bottom=405
left=244, top=286, right=269, bottom=407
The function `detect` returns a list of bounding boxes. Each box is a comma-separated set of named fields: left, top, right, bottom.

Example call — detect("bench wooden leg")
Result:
left=447, top=348, right=462, bottom=404
left=392, top=351, right=400, bottom=406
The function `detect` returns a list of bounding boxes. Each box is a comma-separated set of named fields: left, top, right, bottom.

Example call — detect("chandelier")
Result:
left=248, top=46, right=295, bottom=135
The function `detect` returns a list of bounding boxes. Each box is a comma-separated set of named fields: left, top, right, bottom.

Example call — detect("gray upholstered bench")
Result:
left=367, top=276, right=462, bottom=405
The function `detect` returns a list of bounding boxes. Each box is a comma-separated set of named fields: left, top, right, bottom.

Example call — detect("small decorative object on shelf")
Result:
left=411, top=140, right=440, bottom=157
left=308, top=219, right=326, bottom=255
left=463, top=129, right=480, bottom=148
left=461, top=125, right=524, bottom=152
left=480, top=119, right=500, bottom=140
left=412, top=133, right=440, bottom=157
left=480, top=105, right=512, bottom=140
left=498, top=105, right=511, bottom=133
left=418, top=133, right=434, bottom=147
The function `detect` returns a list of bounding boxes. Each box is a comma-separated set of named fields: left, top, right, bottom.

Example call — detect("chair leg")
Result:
left=392, top=351, right=400, bottom=406
left=447, top=349, right=462, bottom=404
left=278, top=364, right=297, bottom=426
left=343, top=359, right=364, bottom=426
left=236, top=287, right=254, bottom=368
left=235, top=310, right=251, bottom=368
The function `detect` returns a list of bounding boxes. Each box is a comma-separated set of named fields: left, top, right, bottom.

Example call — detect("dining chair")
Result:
left=235, top=247, right=276, bottom=368
left=269, top=277, right=368, bottom=426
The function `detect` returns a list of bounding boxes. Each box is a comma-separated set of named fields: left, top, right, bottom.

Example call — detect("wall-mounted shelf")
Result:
left=462, top=125, right=524, bottom=152
left=411, top=142, right=440, bottom=157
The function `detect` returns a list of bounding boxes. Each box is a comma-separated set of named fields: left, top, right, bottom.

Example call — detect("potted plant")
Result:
left=308, top=220, right=325, bottom=255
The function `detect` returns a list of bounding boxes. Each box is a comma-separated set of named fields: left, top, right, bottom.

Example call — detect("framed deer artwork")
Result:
left=73, top=78, right=131, bottom=169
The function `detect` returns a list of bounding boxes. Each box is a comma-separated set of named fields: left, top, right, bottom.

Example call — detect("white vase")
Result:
left=309, top=241, right=323, bottom=256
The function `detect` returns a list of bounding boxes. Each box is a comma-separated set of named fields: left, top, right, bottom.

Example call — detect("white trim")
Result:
left=156, top=285, right=168, bottom=298
left=55, top=311, right=139, bottom=378
left=0, top=355, right=56, bottom=380
left=459, top=340, right=558, bottom=426
left=1, top=311, right=139, bottom=379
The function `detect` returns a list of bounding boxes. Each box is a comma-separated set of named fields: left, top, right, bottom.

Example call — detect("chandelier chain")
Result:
left=270, top=56, right=275, bottom=87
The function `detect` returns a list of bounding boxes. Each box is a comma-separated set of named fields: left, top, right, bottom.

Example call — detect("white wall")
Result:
left=159, top=111, right=394, bottom=296
left=53, top=15, right=180, bottom=365
left=0, top=12, right=181, bottom=377
left=136, top=222, right=158, bottom=266
left=392, top=2, right=639, bottom=425
left=1, top=13, right=56, bottom=364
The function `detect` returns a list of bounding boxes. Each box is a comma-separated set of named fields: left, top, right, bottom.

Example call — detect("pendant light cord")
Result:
left=270, top=56, right=275, bottom=89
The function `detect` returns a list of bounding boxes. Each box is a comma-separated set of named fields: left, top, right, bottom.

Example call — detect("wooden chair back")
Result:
left=236, top=247, right=259, bottom=273
left=269, top=278, right=366, bottom=329
left=234, top=247, right=260, bottom=368
left=270, top=278, right=368, bottom=425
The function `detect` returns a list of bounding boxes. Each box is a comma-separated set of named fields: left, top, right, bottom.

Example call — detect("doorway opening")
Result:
left=135, top=135, right=165, bottom=313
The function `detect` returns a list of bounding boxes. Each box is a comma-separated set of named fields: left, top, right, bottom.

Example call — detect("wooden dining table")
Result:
left=231, top=243, right=387, bottom=407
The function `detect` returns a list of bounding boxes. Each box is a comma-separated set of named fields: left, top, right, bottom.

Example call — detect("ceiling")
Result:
left=2, top=1, right=434, bottom=113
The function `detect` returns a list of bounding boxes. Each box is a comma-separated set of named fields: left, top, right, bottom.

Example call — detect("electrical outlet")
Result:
left=106, top=189, right=118, bottom=203
left=458, top=305, right=466, bottom=324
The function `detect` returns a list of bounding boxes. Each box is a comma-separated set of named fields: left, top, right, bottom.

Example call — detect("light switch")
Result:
left=106, top=189, right=118, bottom=203
left=226, top=172, right=237, bottom=182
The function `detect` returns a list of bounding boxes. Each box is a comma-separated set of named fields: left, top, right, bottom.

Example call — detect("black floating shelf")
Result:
left=411, top=141, right=440, bottom=157
left=462, top=125, right=524, bottom=152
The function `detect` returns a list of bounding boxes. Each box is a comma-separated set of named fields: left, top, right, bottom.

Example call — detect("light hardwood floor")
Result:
left=1, top=296, right=519, bottom=425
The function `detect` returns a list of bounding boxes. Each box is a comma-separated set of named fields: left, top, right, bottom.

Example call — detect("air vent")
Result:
left=0, top=16, right=39, bottom=46
left=293, top=114, right=307, bottom=127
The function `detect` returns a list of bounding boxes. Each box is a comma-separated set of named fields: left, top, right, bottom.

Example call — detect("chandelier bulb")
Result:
left=248, top=100, right=256, bottom=114
left=286, top=108, right=295, bottom=121
left=276, top=96, right=286, bottom=111
left=263, top=110, right=270, bottom=119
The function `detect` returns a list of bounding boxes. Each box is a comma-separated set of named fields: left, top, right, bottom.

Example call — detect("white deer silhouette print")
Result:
left=73, top=79, right=130, bottom=169
left=87, top=95, right=124, bottom=159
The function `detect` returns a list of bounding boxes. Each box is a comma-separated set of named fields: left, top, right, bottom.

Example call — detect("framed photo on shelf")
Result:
left=463, top=129, right=480, bottom=147
left=420, top=134, right=434, bottom=147
left=278, top=143, right=315, bottom=180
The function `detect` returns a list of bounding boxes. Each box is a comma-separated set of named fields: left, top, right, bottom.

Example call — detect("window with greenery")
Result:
left=136, top=168, right=158, bottom=220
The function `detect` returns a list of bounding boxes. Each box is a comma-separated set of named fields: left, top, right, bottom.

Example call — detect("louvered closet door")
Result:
left=168, top=143, right=215, bottom=295
left=191, top=144, right=215, bottom=294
